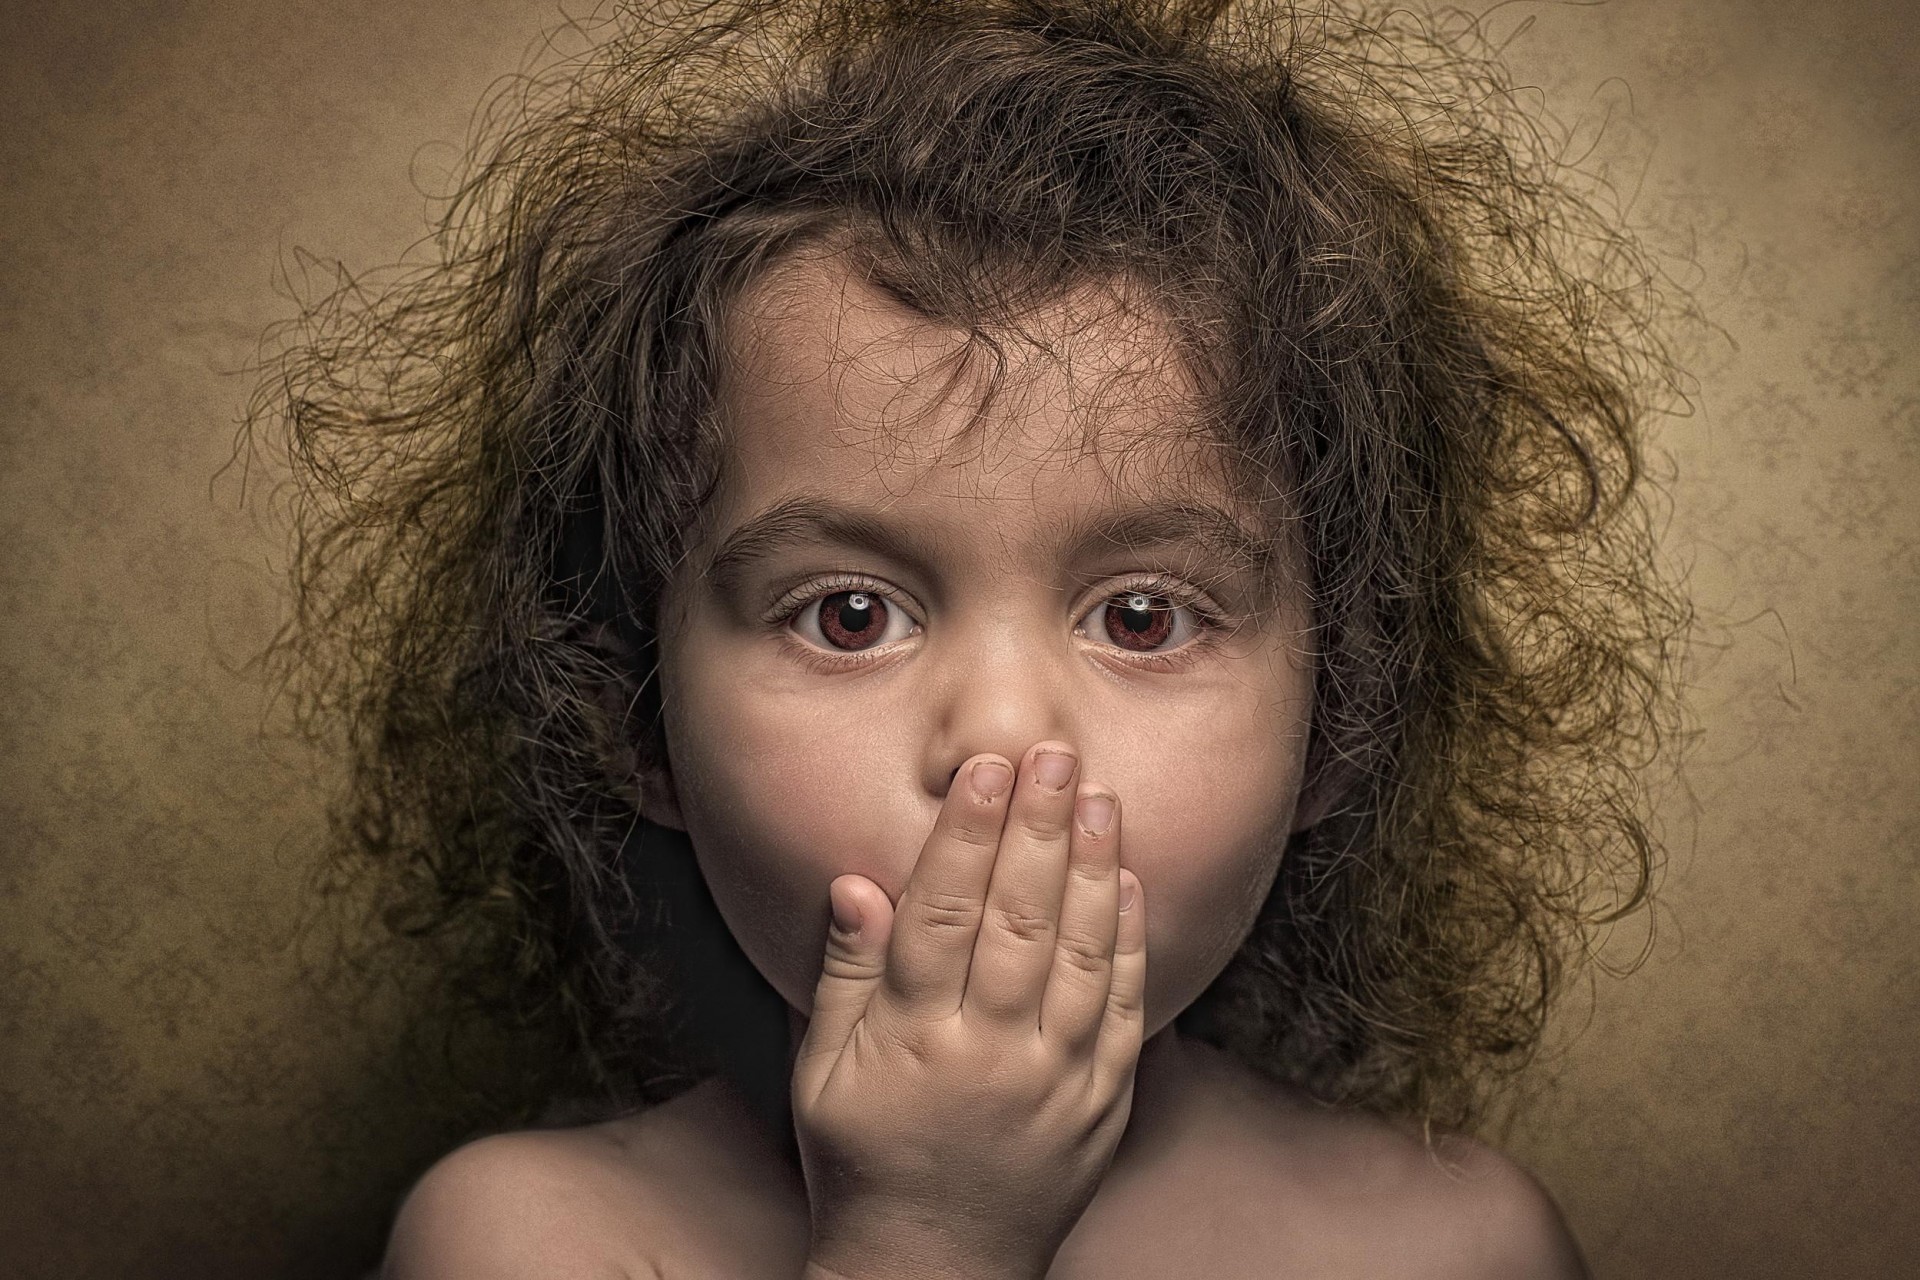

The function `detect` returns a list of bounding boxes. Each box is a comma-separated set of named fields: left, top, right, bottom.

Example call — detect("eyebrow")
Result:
left=702, top=494, right=942, bottom=594
left=702, top=490, right=1282, bottom=596
left=1059, top=500, right=1281, bottom=587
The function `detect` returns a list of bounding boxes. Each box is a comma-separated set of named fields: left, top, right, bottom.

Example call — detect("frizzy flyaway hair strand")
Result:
left=253, top=0, right=1692, bottom=1131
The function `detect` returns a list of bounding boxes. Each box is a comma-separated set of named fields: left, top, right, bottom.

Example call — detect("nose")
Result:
left=920, top=614, right=1078, bottom=799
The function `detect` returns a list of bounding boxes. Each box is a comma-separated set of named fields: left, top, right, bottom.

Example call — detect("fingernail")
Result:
left=1119, top=876, right=1137, bottom=912
left=971, top=759, right=1013, bottom=799
left=831, top=889, right=861, bottom=936
left=1076, top=792, right=1114, bottom=837
left=1034, top=750, right=1076, bottom=791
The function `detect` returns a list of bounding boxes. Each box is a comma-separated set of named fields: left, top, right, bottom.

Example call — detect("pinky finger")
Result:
left=1095, top=869, right=1146, bottom=1086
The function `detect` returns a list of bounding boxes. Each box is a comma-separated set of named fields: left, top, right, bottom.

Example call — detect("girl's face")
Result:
left=650, top=249, right=1318, bottom=1038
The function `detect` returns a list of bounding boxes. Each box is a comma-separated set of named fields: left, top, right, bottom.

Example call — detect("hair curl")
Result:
left=257, top=0, right=1692, bottom=1131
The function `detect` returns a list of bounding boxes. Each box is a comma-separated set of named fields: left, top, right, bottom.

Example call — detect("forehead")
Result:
left=713, top=246, right=1245, bottom=522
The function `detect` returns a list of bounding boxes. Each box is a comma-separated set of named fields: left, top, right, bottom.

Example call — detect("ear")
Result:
left=635, top=753, right=686, bottom=831
left=1289, top=750, right=1360, bottom=834
left=579, top=621, right=686, bottom=830
left=1289, top=779, right=1332, bottom=834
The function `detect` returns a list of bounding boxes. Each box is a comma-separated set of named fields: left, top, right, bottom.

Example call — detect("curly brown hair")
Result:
left=258, top=0, right=1691, bottom=1132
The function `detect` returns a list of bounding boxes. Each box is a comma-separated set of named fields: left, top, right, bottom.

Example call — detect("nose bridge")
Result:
left=922, top=604, right=1077, bottom=795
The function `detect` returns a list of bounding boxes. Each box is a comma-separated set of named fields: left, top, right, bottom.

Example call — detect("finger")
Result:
left=880, top=753, right=1014, bottom=1015
left=963, top=742, right=1078, bottom=1024
left=1094, top=868, right=1147, bottom=1091
left=1038, top=785, right=1120, bottom=1049
left=792, top=874, right=896, bottom=1105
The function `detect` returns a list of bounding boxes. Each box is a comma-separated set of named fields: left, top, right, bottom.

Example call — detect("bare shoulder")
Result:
left=381, top=1081, right=809, bottom=1280
left=1185, top=1046, right=1589, bottom=1279
left=381, top=1125, right=666, bottom=1280
left=1315, top=1125, right=1592, bottom=1280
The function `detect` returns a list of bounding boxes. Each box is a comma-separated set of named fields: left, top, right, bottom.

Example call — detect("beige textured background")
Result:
left=2, top=1, right=1914, bottom=1276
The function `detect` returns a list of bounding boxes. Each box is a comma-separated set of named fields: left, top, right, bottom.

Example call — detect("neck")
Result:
left=709, top=1005, right=806, bottom=1169
left=1108, top=1025, right=1201, bottom=1171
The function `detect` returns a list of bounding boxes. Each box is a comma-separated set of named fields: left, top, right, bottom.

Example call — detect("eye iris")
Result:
left=1105, top=592, right=1173, bottom=650
left=819, top=591, right=887, bottom=650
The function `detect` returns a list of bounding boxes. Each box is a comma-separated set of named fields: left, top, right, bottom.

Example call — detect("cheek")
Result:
left=660, top=627, right=1312, bottom=1025
left=663, top=660, right=926, bottom=1010
left=1127, top=816, right=1288, bottom=1037
left=1096, top=679, right=1306, bottom=1033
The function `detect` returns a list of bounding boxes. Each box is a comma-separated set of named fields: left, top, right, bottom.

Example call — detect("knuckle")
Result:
left=913, top=889, right=981, bottom=934
left=965, top=987, right=1031, bottom=1025
left=944, top=813, right=1002, bottom=850
left=820, top=950, right=884, bottom=982
left=1052, top=931, right=1112, bottom=978
left=881, top=964, right=931, bottom=1005
left=1065, top=857, right=1111, bottom=893
left=1013, top=808, right=1069, bottom=842
left=1018, top=1036, right=1066, bottom=1080
left=987, top=902, right=1055, bottom=944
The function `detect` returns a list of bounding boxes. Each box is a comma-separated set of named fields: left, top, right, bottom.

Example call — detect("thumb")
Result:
left=793, top=874, right=894, bottom=1095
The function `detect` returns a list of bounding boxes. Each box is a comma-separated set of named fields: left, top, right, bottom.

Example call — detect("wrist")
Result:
left=805, top=1196, right=1056, bottom=1280
left=804, top=1232, right=1051, bottom=1280
left=803, top=1259, right=1045, bottom=1280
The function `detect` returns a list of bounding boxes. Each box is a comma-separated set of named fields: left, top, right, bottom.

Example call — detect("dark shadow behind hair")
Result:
left=256, top=0, right=1693, bottom=1134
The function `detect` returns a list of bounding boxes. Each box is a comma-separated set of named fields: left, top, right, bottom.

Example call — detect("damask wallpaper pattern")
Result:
left=1, top=0, right=1914, bottom=1276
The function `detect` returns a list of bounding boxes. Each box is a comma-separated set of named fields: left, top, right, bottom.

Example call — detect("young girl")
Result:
left=266, top=0, right=1686, bottom=1274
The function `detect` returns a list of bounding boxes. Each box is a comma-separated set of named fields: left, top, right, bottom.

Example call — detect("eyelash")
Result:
left=1082, top=574, right=1231, bottom=672
left=763, top=572, right=1230, bottom=673
left=764, top=573, right=923, bottom=672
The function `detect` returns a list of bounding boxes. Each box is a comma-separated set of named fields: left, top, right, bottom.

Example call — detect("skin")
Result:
left=655, top=251, right=1315, bottom=1054
left=382, top=246, right=1591, bottom=1279
left=792, top=738, right=1150, bottom=1280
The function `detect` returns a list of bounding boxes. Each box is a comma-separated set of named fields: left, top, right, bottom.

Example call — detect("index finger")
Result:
left=879, top=754, right=1014, bottom=1016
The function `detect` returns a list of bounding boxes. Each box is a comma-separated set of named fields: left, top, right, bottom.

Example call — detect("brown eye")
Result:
left=816, top=591, right=890, bottom=650
left=1103, top=592, right=1176, bottom=651
left=786, top=583, right=919, bottom=657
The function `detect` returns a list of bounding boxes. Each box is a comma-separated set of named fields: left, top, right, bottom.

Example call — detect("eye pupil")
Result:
left=1105, top=593, right=1174, bottom=650
left=820, top=590, right=887, bottom=649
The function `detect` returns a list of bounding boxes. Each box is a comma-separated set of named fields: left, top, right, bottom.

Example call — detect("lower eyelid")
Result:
left=775, top=627, right=916, bottom=673
left=1080, top=633, right=1214, bottom=675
